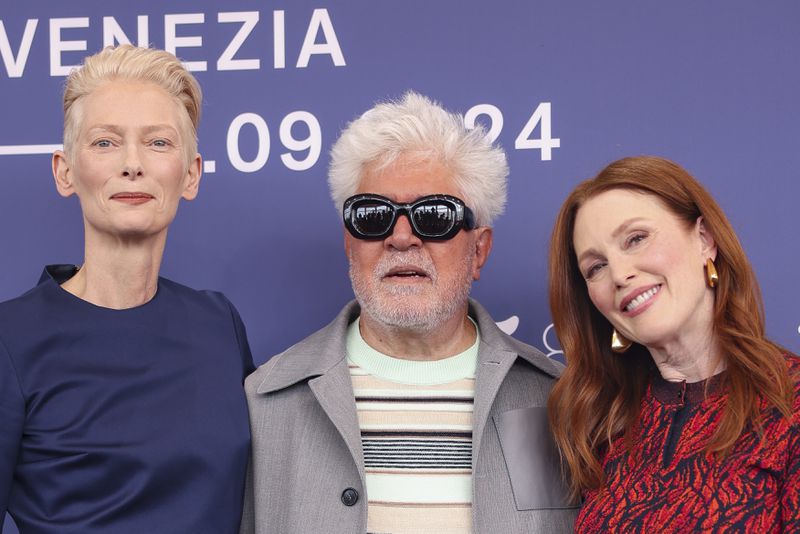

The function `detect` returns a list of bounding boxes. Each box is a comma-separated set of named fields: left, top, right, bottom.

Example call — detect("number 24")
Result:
left=464, top=102, right=560, bottom=161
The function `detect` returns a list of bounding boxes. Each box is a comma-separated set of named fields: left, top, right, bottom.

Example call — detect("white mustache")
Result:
left=374, top=251, right=437, bottom=281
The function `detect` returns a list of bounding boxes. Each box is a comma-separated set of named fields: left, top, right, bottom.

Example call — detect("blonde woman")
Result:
left=0, top=46, right=253, bottom=533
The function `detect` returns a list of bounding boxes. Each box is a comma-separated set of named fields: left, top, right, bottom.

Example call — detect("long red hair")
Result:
left=547, top=156, right=793, bottom=500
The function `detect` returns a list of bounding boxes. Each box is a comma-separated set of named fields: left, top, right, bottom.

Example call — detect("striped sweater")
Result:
left=346, top=318, right=478, bottom=534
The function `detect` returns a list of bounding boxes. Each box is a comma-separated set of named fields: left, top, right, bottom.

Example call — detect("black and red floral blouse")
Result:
left=576, top=354, right=800, bottom=533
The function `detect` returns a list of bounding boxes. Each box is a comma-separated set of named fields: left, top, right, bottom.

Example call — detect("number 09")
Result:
left=226, top=111, right=321, bottom=172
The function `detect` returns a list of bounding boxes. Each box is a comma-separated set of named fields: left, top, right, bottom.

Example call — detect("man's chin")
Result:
left=366, top=310, right=439, bottom=331
left=360, top=296, right=469, bottom=332
left=379, top=282, right=431, bottom=296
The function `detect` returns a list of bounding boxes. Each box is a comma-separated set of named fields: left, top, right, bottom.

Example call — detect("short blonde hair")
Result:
left=62, top=45, right=202, bottom=164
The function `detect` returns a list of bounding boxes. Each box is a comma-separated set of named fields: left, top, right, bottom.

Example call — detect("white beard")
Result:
left=349, top=248, right=474, bottom=332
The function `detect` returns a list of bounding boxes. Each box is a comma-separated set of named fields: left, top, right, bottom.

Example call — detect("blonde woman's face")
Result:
left=54, top=81, right=201, bottom=241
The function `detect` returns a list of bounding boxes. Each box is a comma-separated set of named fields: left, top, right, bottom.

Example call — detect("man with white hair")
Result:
left=240, top=92, right=576, bottom=534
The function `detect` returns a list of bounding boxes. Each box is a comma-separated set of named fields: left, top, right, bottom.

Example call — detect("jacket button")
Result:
left=341, top=487, right=359, bottom=506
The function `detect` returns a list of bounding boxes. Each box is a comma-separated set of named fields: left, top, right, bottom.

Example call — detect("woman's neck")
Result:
left=647, top=334, right=725, bottom=383
left=61, top=231, right=167, bottom=309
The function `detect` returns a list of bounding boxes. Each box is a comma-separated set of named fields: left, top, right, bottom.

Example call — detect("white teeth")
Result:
left=625, top=286, right=660, bottom=312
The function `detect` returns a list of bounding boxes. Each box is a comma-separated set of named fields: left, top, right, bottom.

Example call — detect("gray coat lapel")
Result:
left=468, top=300, right=562, bottom=471
left=255, top=302, right=365, bottom=484
left=255, top=302, right=360, bottom=395
left=473, top=344, right=517, bottom=470
left=309, top=360, right=365, bottom=483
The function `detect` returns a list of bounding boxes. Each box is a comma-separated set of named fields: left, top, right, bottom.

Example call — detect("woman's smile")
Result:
left=620, top=284, right=661, bottom=315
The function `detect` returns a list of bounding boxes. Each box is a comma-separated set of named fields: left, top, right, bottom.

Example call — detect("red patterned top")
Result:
left=575, top=354, right=800, bottom=533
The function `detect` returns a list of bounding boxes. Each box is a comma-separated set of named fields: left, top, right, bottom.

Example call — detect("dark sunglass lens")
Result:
left=352, top=202, right=394, bottom=236
left=412, top=202, right=456, bottom=236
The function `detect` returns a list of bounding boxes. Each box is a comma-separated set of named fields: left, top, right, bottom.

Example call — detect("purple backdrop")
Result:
left=2, top=1, right=799, bottom=531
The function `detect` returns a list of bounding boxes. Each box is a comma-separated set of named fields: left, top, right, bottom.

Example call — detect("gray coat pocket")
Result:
left=493, top=406, right=576, bottom=511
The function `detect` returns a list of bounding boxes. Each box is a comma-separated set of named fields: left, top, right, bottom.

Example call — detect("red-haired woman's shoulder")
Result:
left=786, top=352, right=800, bottom=376
left=786, top=353, right=800, bottom=412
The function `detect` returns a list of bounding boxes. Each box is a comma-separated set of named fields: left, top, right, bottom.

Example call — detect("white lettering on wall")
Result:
left=542, top=323, right=563, bottom=359
left=225, top=111, right=322, bottom=172
left=464, top=104, right=504, bottom=143
left=7, top=10, right=346, bottom=77
left=495, top=316, right=519, bottom=336
left=279, top=111, right=321, bottom=171
left=0, top=19, right=37, bottom=78
left=103, top=16, right=149, bottom=47
left=273, top=10, right=285, bottom=69
left=515, top=102, right=560, bottom=161
left=296, top=8, right=345, bottom=68
left=49, top=17, right=89, bottom=76
left=464, top=103, right=561, bottom=161
left=164, top=13, right=206, bottom=72
left=217, top=11, right=259, bottom=71
left=227, top=113, right=271, bottom=173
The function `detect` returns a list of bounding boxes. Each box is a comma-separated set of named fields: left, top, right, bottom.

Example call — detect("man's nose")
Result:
left=384, top=213, right=422, bottom=251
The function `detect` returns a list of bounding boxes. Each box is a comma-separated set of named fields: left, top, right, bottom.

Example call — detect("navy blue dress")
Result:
left=0, top=266, right=254, bottom=533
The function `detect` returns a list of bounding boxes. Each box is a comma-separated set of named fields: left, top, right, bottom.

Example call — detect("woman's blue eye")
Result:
left=94, top=139, right=112, bottom=147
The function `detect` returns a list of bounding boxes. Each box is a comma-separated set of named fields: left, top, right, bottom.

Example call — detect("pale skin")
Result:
left=572, top=189, right=723, bottom=383
left=345, top=157, right=493, bottom=361
left=52, top=81, right=201, bottom=310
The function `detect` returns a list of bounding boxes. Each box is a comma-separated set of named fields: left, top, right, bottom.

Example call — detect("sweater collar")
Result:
left=256, top=298, right=562, bottom=394
left=650, top=370, right=726, bottom=405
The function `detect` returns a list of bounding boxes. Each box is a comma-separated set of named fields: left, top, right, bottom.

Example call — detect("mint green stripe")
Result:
left=346, top=317, right=479, bottom=385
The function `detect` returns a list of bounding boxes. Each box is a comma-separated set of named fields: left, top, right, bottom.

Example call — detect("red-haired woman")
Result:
left=547, top=156, right=799, bottom=532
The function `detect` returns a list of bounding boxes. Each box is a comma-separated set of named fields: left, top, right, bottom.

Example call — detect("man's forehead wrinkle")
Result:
left=366, top=151, right=447, bottom=177
left=358, top=161, right=458, bottom=204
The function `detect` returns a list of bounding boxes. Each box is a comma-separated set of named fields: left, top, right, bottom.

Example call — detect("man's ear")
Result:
left=471, top=227, right=493, bottom=281
left=344, top=230, right=352, bottom=258
left=696, top=216, right=717, bottom=262
left=181, top=154, right=203, bottom=201
left=52, top=150, right=75, bottom=198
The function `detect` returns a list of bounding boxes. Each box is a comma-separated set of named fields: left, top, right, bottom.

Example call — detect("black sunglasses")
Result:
left=343, top=194, right=477, bottom=240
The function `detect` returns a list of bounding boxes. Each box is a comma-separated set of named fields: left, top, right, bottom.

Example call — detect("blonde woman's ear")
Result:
left=52, top=150, right=75, bottom=198
left=182, top=154, right=202, bottom=201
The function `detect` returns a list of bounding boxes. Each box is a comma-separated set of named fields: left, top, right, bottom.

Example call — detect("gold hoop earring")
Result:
left=706, top=258, right=718, bottom=288
left=611, top=329, right=632, bottom=353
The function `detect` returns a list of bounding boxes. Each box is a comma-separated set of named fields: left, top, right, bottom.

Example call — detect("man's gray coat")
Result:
left=239, top=299, right=577, bottom=533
